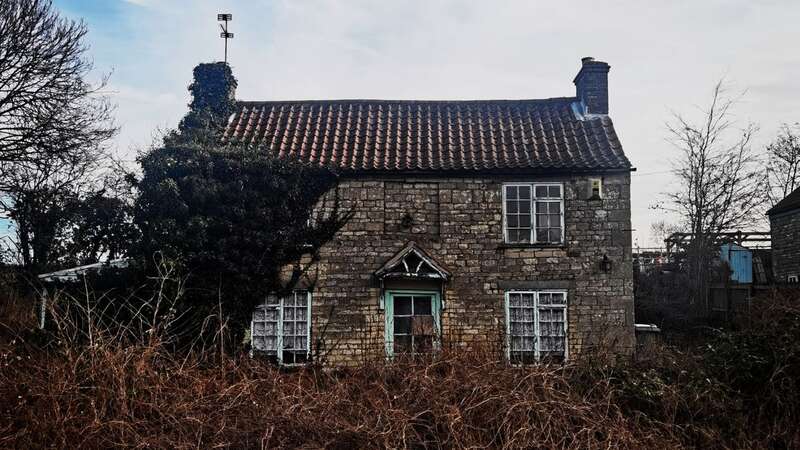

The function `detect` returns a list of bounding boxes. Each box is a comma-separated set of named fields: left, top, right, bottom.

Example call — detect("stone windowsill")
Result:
left=496, top=243, right=567, bottom=250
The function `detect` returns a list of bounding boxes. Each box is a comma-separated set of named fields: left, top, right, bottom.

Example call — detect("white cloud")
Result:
left=121, top=0, right=152, bottom=6
left=109, top=83, right=183, bottom=155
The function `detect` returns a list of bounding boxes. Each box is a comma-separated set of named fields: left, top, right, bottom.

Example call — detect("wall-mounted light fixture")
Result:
left=600, top=254, right=612, bottom=272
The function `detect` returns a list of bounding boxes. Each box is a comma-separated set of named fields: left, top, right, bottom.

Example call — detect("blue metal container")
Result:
left=720, top=243, right=753, bottom=283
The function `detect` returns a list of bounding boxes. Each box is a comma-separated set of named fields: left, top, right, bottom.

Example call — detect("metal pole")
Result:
left=218, top=14, right=233, bottom=64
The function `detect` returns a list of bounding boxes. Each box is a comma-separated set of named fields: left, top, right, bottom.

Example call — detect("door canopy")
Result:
left=374, top=242, right=450, bottom=281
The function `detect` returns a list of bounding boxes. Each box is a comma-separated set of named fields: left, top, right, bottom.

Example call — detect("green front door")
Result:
left=385, top=290, right=441, bottom=357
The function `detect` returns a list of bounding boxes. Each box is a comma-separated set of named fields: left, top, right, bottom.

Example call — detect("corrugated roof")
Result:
left=767, top=186, right=800, bottom=216
left=223, top=97, right=631, bottom=174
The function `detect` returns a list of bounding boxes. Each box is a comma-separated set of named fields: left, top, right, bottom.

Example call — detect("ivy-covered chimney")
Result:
left=573, top=57, right=610, bottom=115
left=178, top=62, right=237, bottom=136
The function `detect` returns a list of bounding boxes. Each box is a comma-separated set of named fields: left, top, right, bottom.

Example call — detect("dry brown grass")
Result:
left=0, top=270, right=37, bottom=341
left=1, top=286, right=799, bottom=449
left=0, top=341, right=680, bottom=449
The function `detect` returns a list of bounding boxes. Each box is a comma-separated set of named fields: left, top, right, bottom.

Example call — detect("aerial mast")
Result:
left=217, top=13, right=233, bottom=63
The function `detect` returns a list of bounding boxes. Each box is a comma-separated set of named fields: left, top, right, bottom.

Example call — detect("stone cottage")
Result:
left=767, top=186, right=800, bottom=284
left=226, top=57, right=635, bottom=365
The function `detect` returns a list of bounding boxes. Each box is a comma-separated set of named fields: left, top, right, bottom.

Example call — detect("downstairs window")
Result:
left=251, top=291, right=310, bottom=365
left=385, top=291, right=442, bottom=357
left=506, top=291, right=567, bottom=363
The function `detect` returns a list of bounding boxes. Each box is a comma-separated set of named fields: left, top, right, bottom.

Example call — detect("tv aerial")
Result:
left=218, top=13, right=233, bottom=63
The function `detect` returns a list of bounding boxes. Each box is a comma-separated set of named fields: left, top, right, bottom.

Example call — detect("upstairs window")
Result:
left=503, top=183, right=564, bottom=244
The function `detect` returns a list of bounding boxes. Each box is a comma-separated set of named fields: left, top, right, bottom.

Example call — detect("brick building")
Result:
left=227, top=57, right=636, bottom=365
left=767, top=187, right=800, bottom=284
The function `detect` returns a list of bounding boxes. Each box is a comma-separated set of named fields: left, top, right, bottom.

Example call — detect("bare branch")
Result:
left=660, top=80, right=765, bottom=308
left=765, top=122, right=800, bottom=206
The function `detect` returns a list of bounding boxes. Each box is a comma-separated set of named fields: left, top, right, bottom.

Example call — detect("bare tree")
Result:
left=0, top=0, right=121, bottom=272
left=0, top=132, right=137, bottom=270
left=0, top=151, right=100, bottom=269
left=765, top=123, right=800, bottom=205
left=0, top=0, right=115, bottom=175
left=662, top=81, right=764, bottom=311
left=649, top=220, right=679, bottom=247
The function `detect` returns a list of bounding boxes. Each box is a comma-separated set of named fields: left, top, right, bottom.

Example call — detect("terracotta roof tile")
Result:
left=223, top=97, right=631, bottom=173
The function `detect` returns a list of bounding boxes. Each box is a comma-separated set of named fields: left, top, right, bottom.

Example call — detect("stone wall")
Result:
left=771, top=210, right=800, bottom=282
left=298, top=173, right=634, bottom=365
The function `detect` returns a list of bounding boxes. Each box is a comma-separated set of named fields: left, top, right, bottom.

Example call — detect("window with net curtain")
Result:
left=251, top=291, right=310, bottom=365
left=506, top=291, right=567, bottom=363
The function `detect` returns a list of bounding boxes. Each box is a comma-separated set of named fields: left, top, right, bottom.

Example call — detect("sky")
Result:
left=54, top=0, right=800, bottom=247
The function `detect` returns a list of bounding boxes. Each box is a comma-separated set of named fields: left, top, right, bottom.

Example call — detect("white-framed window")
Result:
left=503, top=183, right=564, bottom=244
left=251, top=291, right=311, bottom=365
left=789, top=275, right=799, bottom=284
left=505, top=291, right=567, bottom=363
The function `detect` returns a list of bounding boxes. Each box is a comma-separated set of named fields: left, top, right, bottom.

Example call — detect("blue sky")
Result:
left=52, top=0, right=800, bottom=246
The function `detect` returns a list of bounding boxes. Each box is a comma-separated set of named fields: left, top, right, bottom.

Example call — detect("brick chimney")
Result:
left=573, top=57, right=610, bottom=115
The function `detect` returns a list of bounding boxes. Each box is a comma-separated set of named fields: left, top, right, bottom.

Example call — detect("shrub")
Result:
left=1, top=287, right=799, bottom=448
